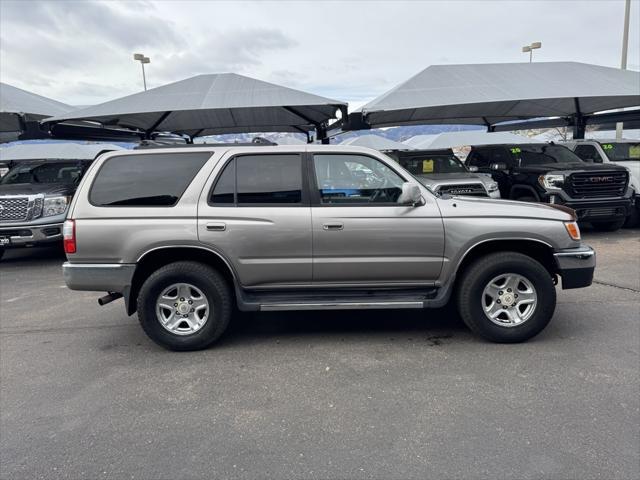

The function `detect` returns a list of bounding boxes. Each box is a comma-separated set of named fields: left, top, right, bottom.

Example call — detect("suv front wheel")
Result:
left=137, top=261, right=232, bottom=351
left=456, top=252, right=556, bottom=343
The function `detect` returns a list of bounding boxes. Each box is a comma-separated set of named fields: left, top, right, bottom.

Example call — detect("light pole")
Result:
left=133, top=53, right=151, bottom=91
left=616, top=0, right=631, bottom=140
left=522, top=42, right=542, bottom=62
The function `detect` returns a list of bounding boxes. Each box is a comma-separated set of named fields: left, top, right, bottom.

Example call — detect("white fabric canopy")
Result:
left=341, top=134, right=411, bottom=150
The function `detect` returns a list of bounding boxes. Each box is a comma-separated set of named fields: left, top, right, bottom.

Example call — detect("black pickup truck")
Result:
left=466, top=143, right=632, bottom=231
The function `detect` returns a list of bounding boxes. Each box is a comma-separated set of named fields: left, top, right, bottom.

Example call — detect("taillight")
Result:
left=63, top=219, right=76, bottom=254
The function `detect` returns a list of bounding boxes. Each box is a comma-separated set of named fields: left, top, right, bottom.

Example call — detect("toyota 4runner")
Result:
left=466, top=143, right=633, bottom=231
left=63, top=145, right=595, bottom=350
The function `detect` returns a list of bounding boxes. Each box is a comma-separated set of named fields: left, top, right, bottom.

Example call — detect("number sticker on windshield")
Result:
left=510, top=147, right=521, bottom=154
left=602, top=144, right=614, bottom=150
left=422, top=159, right=434, bottom=173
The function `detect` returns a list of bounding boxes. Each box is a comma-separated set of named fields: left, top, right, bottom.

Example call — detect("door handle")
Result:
left=322, top=222, right=344, bottom=231
left=206, top=222, right=226, bottom=231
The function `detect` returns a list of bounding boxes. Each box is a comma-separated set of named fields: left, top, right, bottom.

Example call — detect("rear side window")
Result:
left=209, top=154, right=303, bottom=205
left=90, top=152, right=211, bottom=206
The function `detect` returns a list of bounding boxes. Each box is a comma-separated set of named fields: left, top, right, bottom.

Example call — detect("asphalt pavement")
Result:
left=1, top=228, right=639, bottom=479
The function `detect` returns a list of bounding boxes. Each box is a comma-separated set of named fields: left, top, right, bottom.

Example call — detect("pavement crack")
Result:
left=593, top=279, right=640, bottom=294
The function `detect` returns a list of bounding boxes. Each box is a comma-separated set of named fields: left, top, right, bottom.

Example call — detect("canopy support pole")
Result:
left=145, top=111, right=172, bottom=139
left=572, top=98, right=586, bottom=139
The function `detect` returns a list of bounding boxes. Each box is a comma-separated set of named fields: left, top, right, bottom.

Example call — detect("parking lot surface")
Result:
left=1, top=228, right=639, bottom=479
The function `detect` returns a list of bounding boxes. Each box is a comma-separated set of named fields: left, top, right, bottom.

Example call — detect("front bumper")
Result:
left=543, top=192, right=632, bottom=222
left=0, top=222, right=64, bottom=248
left=553, top=246, right=596, bottom=289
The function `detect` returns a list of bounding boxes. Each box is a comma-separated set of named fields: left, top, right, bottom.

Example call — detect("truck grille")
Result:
left=438, top=183, right=488, bottom=197
left=566, top=171, right=628, bottom=199
left=0, top=197, right=29, bottom=221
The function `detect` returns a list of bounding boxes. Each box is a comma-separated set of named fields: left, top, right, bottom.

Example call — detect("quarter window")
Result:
left=90, top=152, right=211, bottom=207
left=313, top=154, right=405, bottom=204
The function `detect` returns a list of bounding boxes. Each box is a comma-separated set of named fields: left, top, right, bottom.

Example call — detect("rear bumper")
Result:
left=63, top=262, right=136, bottom=293
left=0, top=222, right=63, bottom=248
left=553, top=246, right=596, bottom=289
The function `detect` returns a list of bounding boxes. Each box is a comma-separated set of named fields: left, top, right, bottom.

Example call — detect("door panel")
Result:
left=310, top=153, right=444, bottom=285
left=311, top=204, right=445, bottom=284
left=198, top=153, right=312, bottom=288
left=198, top=207, right=312, bottom=287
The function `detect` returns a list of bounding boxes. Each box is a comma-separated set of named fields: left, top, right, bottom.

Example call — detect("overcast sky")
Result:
left=1, top=0, right=638, bottom=108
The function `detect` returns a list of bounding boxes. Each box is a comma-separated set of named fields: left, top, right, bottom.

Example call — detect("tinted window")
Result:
left=467, top=149, right=491, bottom=168
left=1, top=161, right=87, bottom=185
left=236, top=155, right=302, bottom=204
left=90, top=152, right=210, bottom=206
left=210, top=160, right=235, bottom=204
left=574, top=145, right=601, bottom=161
left=400, top=154, right=467, bottom=174
left=601, top=142, right=640, bottom=161
left=516, top=145, right=583, bottom=166
left=314, top=154, right=405, bottom=204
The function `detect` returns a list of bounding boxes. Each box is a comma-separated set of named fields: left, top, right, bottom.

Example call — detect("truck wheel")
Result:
left=591, top=219, right=625, bottom=232
left=137, top=261, right=232, bottom=351
left=0, top=248, right=4, bottom=261
left=516, top=196, right=537, bottom=203
left=456, top=252, right=556, bottom=343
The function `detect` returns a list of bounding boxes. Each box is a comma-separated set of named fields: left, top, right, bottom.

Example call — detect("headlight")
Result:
left=43, top=196, right=70, bottom=217
left=539, top=174, right=565, bottom=190
left=487, top=181, right=499, bottom=192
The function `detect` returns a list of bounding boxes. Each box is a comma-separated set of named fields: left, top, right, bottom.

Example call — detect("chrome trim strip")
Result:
left=554, top=250, right=595, bottom=258
left=260, top=301, right=424, bottom=311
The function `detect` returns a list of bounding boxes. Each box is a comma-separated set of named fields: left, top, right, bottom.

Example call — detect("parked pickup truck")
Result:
left=0, top=143, right=122, bottom=259
left=63, top=145, right=595, bottom=350
left=562, top=139, right=640, bottom=227
left=465, top=143, right=633, bottom=231
left=396, top=148, right=500, bottom=198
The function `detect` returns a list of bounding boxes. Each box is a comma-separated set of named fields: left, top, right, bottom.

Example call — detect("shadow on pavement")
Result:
left=1, top=245, right=66, bottom=264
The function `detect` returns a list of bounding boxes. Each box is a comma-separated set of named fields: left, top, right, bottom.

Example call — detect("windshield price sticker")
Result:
left=422, top=159, right=434, bottom=173
left=510, top=147, right=521, bottom=154
left=629, top=146, right=640, bottom=159
left=602, top=144, right=614, bottom=151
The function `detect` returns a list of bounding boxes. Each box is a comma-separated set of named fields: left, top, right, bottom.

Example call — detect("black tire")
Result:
left=0, top=248, right=4, bottom=261
left=516, top=196, right=537, bottom=203
left=456, top=252, right=556, bottom=343
left=137, top=261, right=232, bottom=351
left=591, top=219, right=626, bottom=232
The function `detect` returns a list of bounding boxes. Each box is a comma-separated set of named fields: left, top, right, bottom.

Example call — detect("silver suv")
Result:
left=62, top=145, right=595, bottom=350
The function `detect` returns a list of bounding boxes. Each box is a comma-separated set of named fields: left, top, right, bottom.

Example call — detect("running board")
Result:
left=260, top=301, right=424, bottom=311
left=237, top=287, right=438, bottom=312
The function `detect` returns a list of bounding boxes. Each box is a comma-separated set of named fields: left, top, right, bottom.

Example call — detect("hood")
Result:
left=0, top=183, right=76, bottom=197
left=436, top=195, right=574, bottom=222
left=517, top=162, right=629, bottom=174
left=416, top=173, right=488, bottom=187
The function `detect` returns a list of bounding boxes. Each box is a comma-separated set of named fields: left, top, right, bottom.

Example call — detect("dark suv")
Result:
left=466, top=143, right=632, bottom=231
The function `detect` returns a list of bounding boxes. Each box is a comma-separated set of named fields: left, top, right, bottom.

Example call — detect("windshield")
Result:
left=601, top=142, right=640, bottom=162
left=515, top=144, right=584, bottom=166
left=0, top=161, right=86, bottom=185
left=400, top=154, right=467, bottom=175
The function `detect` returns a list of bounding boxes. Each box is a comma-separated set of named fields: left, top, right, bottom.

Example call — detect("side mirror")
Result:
left=398, top=182, right=423, bottom=206
left=594, top=157, right=603, bottom=164
left=490, top=162, right=508, bottom=171
left=467, top=165, right=479, bottom=173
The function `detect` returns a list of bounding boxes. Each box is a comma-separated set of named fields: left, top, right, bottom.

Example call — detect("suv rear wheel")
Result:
left=137, top=261, right=232, bottom=351
left=456, top=252, right=556, bottom=343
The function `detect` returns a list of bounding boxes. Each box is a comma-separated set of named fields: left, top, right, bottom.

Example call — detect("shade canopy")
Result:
left=414, top=131, right=542, bottom=150
left=341, top=134, right=411, bottom=150
left=0, top=142, right=123, bottom=162
left=44, top=73, right=347, bottom=138
left=360, top=62, right=640, bottom=129
left=1, top=82, right=74, bottom=133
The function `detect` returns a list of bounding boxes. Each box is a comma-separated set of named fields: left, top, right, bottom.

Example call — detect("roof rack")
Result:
left=134, top=138, right=278, bottom=150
